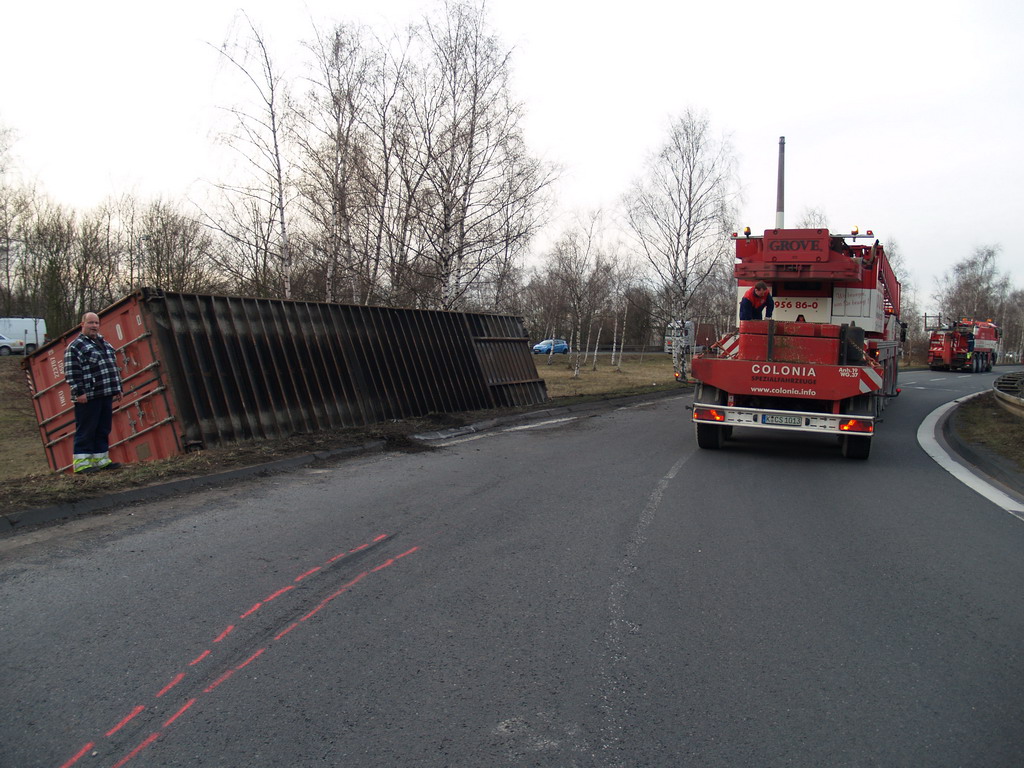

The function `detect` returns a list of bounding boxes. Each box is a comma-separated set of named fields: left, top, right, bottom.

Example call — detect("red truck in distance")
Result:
left=925, top=317, right=1001, bottom=372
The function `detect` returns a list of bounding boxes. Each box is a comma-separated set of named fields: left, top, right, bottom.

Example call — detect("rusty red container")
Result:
left=24, top=289, right=547, bottom=473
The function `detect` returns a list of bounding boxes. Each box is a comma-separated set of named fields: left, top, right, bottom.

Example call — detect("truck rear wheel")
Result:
left=693, top=383, right=728, bottom=449
left=696, top=422, right=726, bottom=449
left=840, top=395, right=874, bottom=459
left=840, top=435, right=871, bottom=459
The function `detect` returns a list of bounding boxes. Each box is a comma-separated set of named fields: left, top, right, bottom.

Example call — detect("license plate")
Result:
left=763, top=414, right=802, bottom=426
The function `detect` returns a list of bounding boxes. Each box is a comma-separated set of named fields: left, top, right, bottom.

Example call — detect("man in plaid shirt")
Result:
left=64, top=312, right=123, bottom=473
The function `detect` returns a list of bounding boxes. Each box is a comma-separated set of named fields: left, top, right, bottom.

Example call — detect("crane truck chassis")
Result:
left=926, top=317, right=1001, bottom=372
left=690, top=225, right=903, bottom=460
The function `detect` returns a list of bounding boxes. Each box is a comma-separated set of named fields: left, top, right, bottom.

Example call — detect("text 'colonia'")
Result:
left=751, top=364, right=817, bottom=376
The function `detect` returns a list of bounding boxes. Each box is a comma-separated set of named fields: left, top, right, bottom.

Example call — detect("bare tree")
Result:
left=137, top=201, right=223, bottom=293
left=405, top=0, right=554, bottom=310
left=546, top=213, right=620, bottom=374
left=933, top=245, right=1010, bottom=323
left=21, top=201, right=78, bottom=331
left=623, top=108, right=738, bottom=373
left=0, top=182, right=34, bottom=314
left=795, top=206, right=829, bottom=228
left=296, top=21, right=375, bottom=303
left=210, top=13, right=295, bottom=298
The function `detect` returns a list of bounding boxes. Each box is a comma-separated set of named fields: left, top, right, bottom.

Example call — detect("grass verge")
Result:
left=951, top=391, right=1024, bottom=470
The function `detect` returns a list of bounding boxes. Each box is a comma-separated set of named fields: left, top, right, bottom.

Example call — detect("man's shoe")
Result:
left=98, top=461, right=122, bottom=471
left=77, top=465, right=102, bottom=474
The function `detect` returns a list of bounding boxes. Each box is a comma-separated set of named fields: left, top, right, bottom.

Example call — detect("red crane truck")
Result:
left=925, top=317, right=1001, bottom=372
left=689, top=140, right=904, bottom=459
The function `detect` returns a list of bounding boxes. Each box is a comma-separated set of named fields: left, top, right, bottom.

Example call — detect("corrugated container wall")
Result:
left=24, top=289, right=548, bottom=473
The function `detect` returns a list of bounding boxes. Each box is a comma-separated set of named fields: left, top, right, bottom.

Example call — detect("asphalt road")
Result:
left=2, top=370, right=1023, bottom=767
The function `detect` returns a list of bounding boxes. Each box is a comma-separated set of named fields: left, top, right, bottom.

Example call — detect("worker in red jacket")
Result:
left=739, top=281, right=774, bottom=321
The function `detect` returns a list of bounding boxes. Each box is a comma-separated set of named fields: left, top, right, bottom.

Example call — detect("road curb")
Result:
left=939, top=399, right=1024, bottom=500
left=413, top=387, right=685, bottom=441
left=2, top=390, right=686, bottom=534
left=0, top=441, right=385, bottom=536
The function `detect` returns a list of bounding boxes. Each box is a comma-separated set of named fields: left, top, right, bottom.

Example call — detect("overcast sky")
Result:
left=2, top=0, right=1021, bottom=312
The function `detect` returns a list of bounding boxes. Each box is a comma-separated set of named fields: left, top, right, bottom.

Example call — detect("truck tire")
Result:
left=840, top=395, right=873, bottom=459
left=696, top=422, right=726, bottom=449
left=693, top=383, right=728, bottom=449
left=840, top=435, right=871, bottom=459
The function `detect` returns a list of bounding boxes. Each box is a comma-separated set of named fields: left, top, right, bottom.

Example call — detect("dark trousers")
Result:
left=73, top=396, right=113, bottom=454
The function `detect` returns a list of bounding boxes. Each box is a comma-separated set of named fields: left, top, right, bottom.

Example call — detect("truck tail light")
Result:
left=839, top=419, right=873, bottom=433
left=693, top=407, right=726, bottom=422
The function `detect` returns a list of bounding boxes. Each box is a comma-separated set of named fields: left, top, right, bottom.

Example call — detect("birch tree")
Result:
left=211, top=14, right=295, bottom=299
left=623, top=109, right=737, bottom=374
left=406, top=0, right=554, bottom=310
left=933, top=245, right=1010, bottom=324
left=296, top=21, right=374, bottom=303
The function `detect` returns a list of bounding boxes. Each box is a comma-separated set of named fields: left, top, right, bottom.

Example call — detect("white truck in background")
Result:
left=0, top=317, right=47, bottom=354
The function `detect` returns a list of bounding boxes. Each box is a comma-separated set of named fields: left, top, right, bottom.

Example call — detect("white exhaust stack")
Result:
left=775, top=136, right=785, bottom=229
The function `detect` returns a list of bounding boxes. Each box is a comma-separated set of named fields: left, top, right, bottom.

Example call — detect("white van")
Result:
left=0, top=317, right=47, bottom=354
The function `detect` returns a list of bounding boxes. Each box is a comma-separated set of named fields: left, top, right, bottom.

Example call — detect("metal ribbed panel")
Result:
left=139, top=289, right=546, bottom=452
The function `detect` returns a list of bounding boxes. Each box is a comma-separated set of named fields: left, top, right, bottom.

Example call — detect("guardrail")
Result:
left=993, top=371, right=1024, bottom=418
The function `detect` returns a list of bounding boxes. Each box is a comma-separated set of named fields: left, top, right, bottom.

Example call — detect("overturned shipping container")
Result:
left=25, top=289, right=548, bottom=473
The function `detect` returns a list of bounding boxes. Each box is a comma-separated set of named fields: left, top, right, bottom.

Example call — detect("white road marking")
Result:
left=918, top=393, right=1024, bottom=521
left=600, top=453, right=690, bottom=758
left=440, top=417, right=578, bottom=445
left=502, top=417, right=577, bottom=432
left=616, top=394, right=689, bottom=411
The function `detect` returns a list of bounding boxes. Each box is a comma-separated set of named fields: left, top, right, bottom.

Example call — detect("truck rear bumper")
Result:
left=691, top=404, right=874, bottom=436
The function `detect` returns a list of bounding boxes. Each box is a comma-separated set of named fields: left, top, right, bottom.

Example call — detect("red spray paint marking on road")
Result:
left=58, top=741, right=94, bottom=768
left=56, top=534, right=414, bottom=768
left=274, top=622, right=299, bottom=640
left=327, top=533, right=387, bottom=562
left=241, top=583, right=296, bottom=617
left=371, top=548, right=418, bottom=573
left=236, top=648, right=266, bottom=670
left=105, top=705, right=145, bottom=737
left=162, top=698, right=196, bottom=728
left=155, top=672, right=185, bottom=698
left=203, top=668, right=236, bottom=694
left=264, top=585, right=295, bottom=602
left=300, top=572, right=369, bottom=622
left=110, top=731, right=160, bottom=768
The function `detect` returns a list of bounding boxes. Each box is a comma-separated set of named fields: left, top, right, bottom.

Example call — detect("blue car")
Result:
left=533, top=338, right=569, bottom=354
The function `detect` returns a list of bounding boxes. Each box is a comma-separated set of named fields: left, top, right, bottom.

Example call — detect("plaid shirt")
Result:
left=64, top=333, right=122, bottom=399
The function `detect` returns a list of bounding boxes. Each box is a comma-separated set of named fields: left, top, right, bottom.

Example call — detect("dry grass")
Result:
left=532, top=352, right=679, bottom=399
left=952, top=391, right=1024, bottom=469
left=0, top=357, right=48, bottom=478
